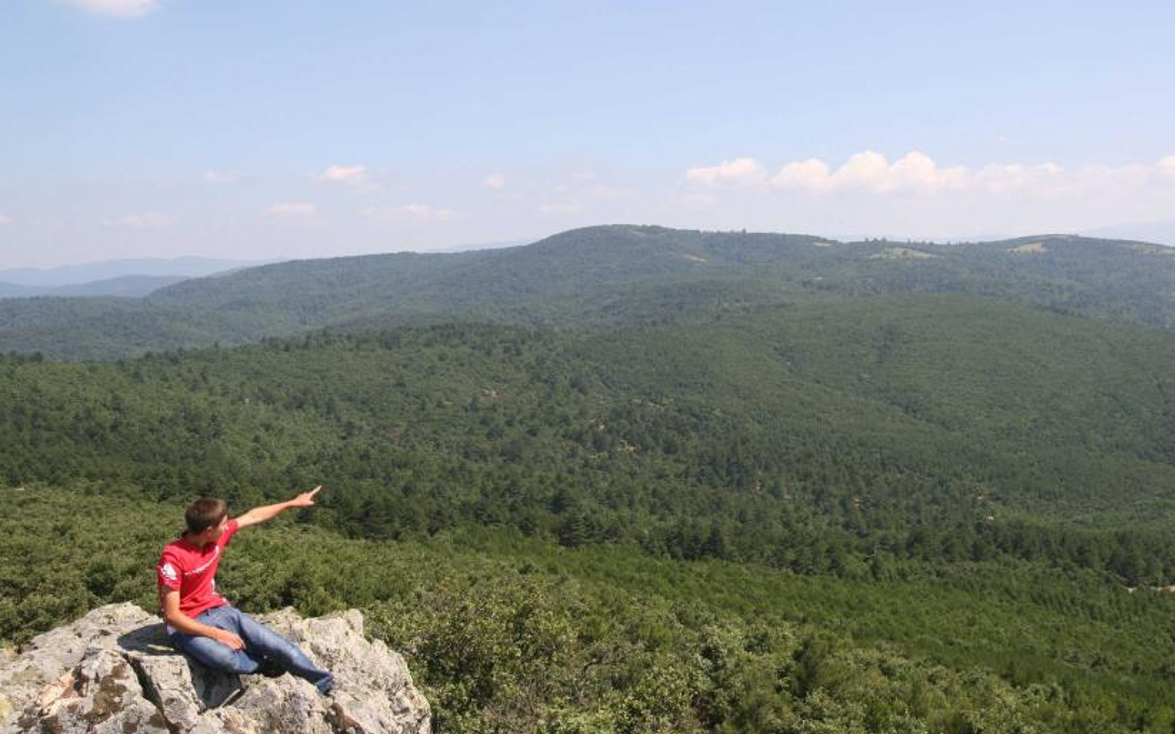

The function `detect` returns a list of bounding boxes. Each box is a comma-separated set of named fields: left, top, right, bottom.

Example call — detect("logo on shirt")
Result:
left=160, top=562, right=178, bottom=583
left=186, top=549, right=219, bottom=576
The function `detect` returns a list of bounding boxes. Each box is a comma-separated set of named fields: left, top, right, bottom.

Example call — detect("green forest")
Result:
left=6, top=228, right=1175, bottom=732
left=8, top=226, right=1175, bottom=360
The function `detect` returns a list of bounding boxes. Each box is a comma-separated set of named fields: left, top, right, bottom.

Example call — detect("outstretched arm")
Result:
left=235, top=485, right=322, bottom=529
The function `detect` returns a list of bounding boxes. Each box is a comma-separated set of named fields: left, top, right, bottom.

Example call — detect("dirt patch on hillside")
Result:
left=1008, top=242, right=1048, bottom=254
left=869, top=247, right=938, bottom=260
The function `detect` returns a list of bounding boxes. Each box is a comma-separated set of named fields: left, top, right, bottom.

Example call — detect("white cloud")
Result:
left=972, top=162, right=1066, bottom=196
left=1158, top=156, right=1175, bottom=181
left=265, top=202, right=317, bottom=218
left=973, top=162, right=1149, bottom=198
left=674, top=151, right=1175, bottom=241
left=482, top=173, right=507, bottom=190
left=0, top=214, right=11, bottom=225
left=887, top=151, right=969, bottom=193
left=772, top=158, right=835, bottom=193
left=771, top=151, right=967, bottom=195
left=203, top=170, right=240, bottom=183
left=57, top=0, right=160, bottom=18
left=103, top=212, right=169, bottom=228
left=685, top=157, right=768, bottom=187
left=707, top=151, right=1175, bottom=200
left=321, top=164, right=372, bottom=192
left=830, top=151, right=893, bottom=191
left=363, top=203, right=460, bottom=222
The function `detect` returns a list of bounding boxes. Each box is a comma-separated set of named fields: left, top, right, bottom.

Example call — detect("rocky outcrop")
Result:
left=0, top=603, right=431, bottom=734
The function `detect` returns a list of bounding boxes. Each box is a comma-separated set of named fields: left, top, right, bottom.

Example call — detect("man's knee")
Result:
left=206, top=648, right=262, bottom=675
left=175, top=635, right=260, bottom=675
left=237, top=614, right=290, bottom=649
left=185, top=641, right=236, bottom=671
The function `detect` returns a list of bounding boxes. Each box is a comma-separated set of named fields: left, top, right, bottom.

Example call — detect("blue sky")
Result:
left=2, top=0, right=1174, bottom=267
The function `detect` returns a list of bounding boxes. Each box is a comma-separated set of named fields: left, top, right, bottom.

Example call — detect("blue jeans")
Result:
left=170, top=605, right=333, bottom=694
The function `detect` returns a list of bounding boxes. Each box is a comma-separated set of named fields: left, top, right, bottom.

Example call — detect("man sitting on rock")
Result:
left=156, top=487, right=334, bottom=695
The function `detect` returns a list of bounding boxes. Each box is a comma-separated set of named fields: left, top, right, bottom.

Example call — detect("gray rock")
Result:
left=0, top=603, right=431, bottom=734
left=6, top=644, right=169, bottom=734
left=119, top=620, right=244, bottom=731
left=231, top=676, right=334, bottom=734
left=1, top=604, right=161, bottom=734
left=260, top=608, right=431, bottom=734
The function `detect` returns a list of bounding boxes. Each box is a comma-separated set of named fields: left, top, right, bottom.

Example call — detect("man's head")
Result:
left=185, top=498, right=228, bottom=546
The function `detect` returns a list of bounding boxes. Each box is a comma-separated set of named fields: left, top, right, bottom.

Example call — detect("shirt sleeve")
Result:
left=157, top=551, right=181, bottom=592
left=217, top=518, right=241, bottom=549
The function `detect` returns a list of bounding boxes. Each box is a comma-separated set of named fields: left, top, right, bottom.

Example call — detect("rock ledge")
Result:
left=0, top=603, right=430, bottom=734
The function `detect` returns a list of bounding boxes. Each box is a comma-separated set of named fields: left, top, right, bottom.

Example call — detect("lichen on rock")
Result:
left=0, top=603, right=430, bottom=734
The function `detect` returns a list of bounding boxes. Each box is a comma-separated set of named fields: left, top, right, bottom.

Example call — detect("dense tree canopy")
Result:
left=7, top=487, right=1175, bottom=733
left=4, top=296, right=1175, bottom=584
left=8, top=229, right=1175, bottom=731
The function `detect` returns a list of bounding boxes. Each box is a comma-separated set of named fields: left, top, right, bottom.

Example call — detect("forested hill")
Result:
left=5, top=225, right=1175, bottom=359
left=6, top=294, right=1175, bottom=582
left=12, top=235, right=1175, bottom=730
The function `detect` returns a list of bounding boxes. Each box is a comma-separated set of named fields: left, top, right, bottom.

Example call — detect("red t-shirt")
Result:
left=156, top=519, right=240, bottom=620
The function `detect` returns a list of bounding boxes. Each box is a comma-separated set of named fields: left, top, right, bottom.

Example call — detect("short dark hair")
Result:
left=185, top=498, right=228, bottom=535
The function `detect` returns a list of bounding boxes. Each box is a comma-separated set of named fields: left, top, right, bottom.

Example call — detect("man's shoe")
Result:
left=257, top=658, right=285, bottom=678
left=218, top=686, right=246, bottom=708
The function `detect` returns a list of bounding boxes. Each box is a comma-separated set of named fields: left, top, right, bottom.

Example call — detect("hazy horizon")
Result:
left=7, top=222, right=1175, bottom=277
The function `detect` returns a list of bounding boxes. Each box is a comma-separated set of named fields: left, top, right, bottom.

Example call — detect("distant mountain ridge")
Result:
left=0, top=274, right=190, bottom=299
left=0, top=256, right=271, bottom=287
left=1083, top=219, right=1175, bottom=247
left=3, top=225, right=1175, bottom=359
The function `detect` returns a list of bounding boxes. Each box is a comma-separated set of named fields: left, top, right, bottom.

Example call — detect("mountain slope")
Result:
left=3, top=225, right=1175, bottom=359
left=5, top=294, right=1175, bottom=578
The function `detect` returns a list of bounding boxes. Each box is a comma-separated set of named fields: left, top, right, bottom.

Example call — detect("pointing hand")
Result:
left=290, top=485, right=322, bottom=508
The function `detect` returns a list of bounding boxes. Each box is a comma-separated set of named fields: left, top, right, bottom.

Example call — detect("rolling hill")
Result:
left=4, top=225, right=1175, bottom=359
